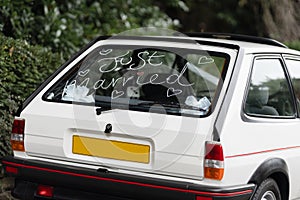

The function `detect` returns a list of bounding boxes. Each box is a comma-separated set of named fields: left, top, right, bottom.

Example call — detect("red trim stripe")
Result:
left=2, top=161, right=252, bottom=197
left=226, top=146, right=300, bottom=159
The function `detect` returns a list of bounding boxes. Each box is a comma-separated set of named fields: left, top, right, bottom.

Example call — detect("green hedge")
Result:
left=0, top=34, right=62, bottom=157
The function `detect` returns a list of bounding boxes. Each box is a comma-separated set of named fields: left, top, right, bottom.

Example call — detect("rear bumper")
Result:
left=2, top=156, right=255, bottom=200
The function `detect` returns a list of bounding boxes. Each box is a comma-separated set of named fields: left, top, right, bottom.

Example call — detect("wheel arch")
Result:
left=248, top=158, right=289, bottom=200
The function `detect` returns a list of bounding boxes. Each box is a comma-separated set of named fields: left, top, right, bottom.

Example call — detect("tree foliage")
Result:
left=0, top=0, right=185, bottom=60
left=0, top=34, right=62, bottom=156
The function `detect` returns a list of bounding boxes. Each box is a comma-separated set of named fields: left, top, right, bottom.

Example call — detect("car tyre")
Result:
left=253, top=178, right=281, bottom=200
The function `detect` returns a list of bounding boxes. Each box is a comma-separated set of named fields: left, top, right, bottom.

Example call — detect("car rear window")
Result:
left=44, top=45, right=230, bottom=117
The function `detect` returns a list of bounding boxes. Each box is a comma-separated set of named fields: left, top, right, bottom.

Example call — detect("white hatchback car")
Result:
left=3, top=33, right=300, bottom=200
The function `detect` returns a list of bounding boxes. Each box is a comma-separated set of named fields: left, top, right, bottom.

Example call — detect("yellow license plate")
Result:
left=72, top=135, right=150, bottom=163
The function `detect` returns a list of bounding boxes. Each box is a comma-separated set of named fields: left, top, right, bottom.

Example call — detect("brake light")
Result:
left=36, top=185, right=54, bottom=197
left=204, top=142, right=224, bottom=180
left=11, top=119, right=25, bottom=151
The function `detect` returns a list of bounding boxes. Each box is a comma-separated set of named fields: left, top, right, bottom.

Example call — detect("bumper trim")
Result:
left=2, top=156, right=255, bottom=200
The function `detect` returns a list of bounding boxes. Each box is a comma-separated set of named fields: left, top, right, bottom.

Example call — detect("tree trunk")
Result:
left=255, top=0, right=300, bottom=41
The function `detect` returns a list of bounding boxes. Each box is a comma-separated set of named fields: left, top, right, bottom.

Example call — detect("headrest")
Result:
left=246, top=86, right=269, bottom=107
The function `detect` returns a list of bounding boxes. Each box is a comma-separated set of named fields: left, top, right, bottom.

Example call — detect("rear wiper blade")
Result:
left=135, top=101, right=183, bottom=110
left=137, top=101, right=208, bottom=112
left=135, top=101, right=174, bottom=107
left=134, top=101, right=156, bottom=106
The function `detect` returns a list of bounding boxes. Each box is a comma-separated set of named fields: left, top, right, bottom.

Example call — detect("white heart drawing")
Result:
left=111, top=90, right=124, bottom=99
left=167, top=88, right=182, bottom=97
left=78, top=69, right=90, bottom=77
left=99, top=49, right=113, bottom=56
left=198, top=56, right=214, bottom=65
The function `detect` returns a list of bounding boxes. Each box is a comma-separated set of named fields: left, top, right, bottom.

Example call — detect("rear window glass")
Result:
left=44, top=45, right=230, bottom=117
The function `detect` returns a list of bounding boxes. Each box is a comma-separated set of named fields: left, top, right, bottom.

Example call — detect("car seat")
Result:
left=245, top=86, right=279, bottom=116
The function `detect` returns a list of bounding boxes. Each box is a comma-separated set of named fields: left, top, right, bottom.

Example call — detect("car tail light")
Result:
left=204, top=142, right=224, bottom=180
left=11, top=119, right=25, bottom=151
left=36, top=185, right=54, bottom=197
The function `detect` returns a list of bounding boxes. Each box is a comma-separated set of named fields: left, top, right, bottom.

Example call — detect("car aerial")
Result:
left=2, top=32, right=300, bottom=200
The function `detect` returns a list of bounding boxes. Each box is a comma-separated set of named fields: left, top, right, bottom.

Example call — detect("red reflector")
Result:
left=196, top=196, right=213, bottom=200
left=5, top=166, right=18, bottom=174
left=37, top=185, right=53, bottom=197
left=205, top=143, right=224, bottom=161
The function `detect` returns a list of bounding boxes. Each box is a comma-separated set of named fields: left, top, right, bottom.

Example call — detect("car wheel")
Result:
left=253, top=178, right=281, bottom=200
